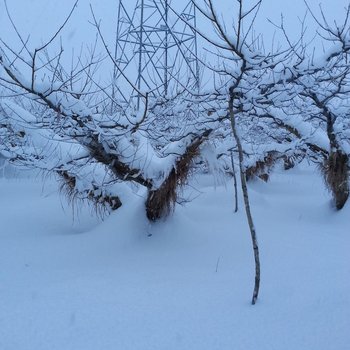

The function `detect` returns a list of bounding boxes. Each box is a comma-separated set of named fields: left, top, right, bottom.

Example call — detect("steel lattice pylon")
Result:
left=113, top=0, right=200, bottom=109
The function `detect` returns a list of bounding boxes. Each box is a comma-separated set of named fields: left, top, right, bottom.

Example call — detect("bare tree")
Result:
left=0, top=2, right=217, bottom=221
left=187, top=0, right=350, bottom=303
left=190, top=0, right=271, bottom=304
left=294, top=3, right=350, bottom=209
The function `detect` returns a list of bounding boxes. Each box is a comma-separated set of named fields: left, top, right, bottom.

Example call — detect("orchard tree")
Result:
left=0, top=2, right=217, bottom=221
left=1, top=0, right=350, bottom=306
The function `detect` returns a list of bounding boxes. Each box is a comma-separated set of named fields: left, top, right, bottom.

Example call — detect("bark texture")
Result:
left=146, top=131, right=211, bottom=221
left=322, top=151, right=349, bottom=209
left=229, top=88, right=261, bottom=305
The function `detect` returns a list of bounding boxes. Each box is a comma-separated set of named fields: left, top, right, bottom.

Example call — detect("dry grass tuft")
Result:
left=283, top=155, right=299, bottom=170
left=246, top=151, right=278, bottom=182
left=321, top=150, right=349, bottom=209
left=58, top=171, right=122, bottom=218
left=146, top=138, right=203, bottom=221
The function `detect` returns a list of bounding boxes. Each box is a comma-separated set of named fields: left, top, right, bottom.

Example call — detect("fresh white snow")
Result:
left=1, top=0, right=349, bottom=348
left=0, top=165, right=348, bottom=350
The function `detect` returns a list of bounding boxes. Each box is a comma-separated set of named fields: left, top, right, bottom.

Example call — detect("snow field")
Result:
left=0, top=165, right=349, bottom=350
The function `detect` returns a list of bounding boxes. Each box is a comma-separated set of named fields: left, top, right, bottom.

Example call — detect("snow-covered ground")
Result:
left=0, top=164, right=349, bottom=350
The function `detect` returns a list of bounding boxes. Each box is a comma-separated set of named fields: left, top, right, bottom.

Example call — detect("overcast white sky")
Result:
left=1, top=0, right=348, bottom=50
left=0, top=0, right=348, bottom=87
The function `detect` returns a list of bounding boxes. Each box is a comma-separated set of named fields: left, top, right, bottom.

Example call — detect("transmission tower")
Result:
left=113, top=0, right=200, bottom=109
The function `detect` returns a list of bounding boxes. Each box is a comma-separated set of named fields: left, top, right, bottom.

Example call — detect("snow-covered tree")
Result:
left=0, top=5, right=215, bottom=220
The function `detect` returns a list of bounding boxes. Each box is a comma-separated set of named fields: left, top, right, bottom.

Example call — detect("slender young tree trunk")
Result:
left=229, top=88, right=261, bottom=305
left=230, top=150, right=239, bottom=213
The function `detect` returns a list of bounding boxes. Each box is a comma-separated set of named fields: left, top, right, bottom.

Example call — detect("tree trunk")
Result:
left=145, top=130, right=211, bottom=221
left=323, top=150, right=349, bottom=209
left=230, top=150, right=238, bottom=212
left=229, top=88, right=261, bottom=305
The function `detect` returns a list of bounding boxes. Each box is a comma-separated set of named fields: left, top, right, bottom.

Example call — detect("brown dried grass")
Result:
left=321, top=150, right=349, bottom=209
left=145, top=138, right=202, bottom=221
left=246, top=151, right=278, bottom=182
left=58, top=171, right=122, bottom=218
